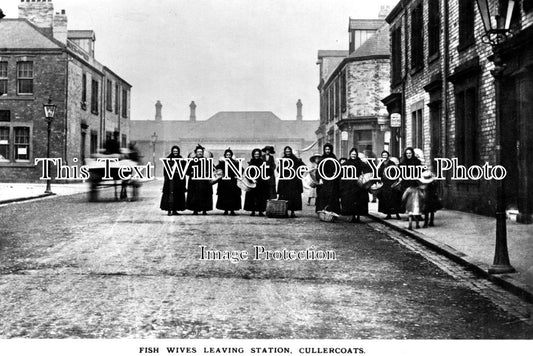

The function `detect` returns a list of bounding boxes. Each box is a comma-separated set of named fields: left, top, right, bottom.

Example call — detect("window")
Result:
left=0, top=127, right=9, bottom=161
left=121, top=88, right=128, bottom=118
left=0, top=110, right=9, bottom=122
left=391, top=26, right=402, bottom=85
left=91, top=79, right=99, bottom=114
left=412, top=109, right=424, bottom=149
left=14, top=127, right=30, bottom=161
left=459, top=0, right=475, bottom=49
left=121, top=134, right=127, bottom=148
left=81, top=73, right=87, bottom=108
left=0, top=123, right=32, bottom=163
left=455, top=87, right=478, bottom=165
left=17, top=61, right=33, bottom=95
left=410, top=2, right=424, bottom=72
left=334, top=77, right=339, bottom=117
left=90, top=130, right=98, bottom=154
left=428, top=0, right=440, bottom=58
left=106, top=79, right=112, bottom=111
left=341, top=71, right=347, bottom=113
left=354, top=130, right=373, bottom=155
left=115, top=83, right=119, bottom=114
left=0, top=62, right=7, bottom=96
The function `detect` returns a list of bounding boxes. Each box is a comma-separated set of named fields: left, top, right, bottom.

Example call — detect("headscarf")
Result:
left=400, top=147, right=421, bottom=166
left=249, top=148, right=263, bottom=166
left=322, top=143, right=337, bottom=159
left=224, top=148, right=233, bottom=158
left=167, top=145, right=181, bottom=159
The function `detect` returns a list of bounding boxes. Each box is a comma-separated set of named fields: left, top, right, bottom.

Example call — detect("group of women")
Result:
left=159, top=143, right=438, bottom=223
left=159, top=144, right=303, bottom=217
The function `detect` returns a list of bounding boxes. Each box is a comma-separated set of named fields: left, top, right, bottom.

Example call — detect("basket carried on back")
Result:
left=266, top=199, right=289, bottom=218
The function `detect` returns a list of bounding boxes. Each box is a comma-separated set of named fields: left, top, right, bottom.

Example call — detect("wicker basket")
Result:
left=317, top=210, right=339, bottom=222
left=237, top=177, right=256, bottom=192
left=266, top=199, right=288, bottom=218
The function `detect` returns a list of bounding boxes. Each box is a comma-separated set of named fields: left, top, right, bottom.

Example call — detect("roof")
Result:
left=348, top=23, right=390, bottom=59
left=317, top=50, right=349, bottom=58
left=0, top=19, right=62, bottom=49
left=67, top=30, right=95, bottom=40
left=349, top=19, right=384, bottom=31
left=130, top=112, right=318, bottom=142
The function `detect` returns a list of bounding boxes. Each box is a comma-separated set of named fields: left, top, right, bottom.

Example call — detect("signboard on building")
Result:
left=341, top=131, right=348, bottom=141
left=390, top=113, right=401, bottom=128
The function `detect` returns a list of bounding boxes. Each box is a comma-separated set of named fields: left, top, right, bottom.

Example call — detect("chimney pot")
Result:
left=296, top=99, right=303, bottom=121
left=189, top=101, right=197, bottom=122
left=155, top=100, right=162, bottom=121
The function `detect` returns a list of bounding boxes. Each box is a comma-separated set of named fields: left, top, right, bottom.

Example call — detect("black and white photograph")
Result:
left=0, top=0, right=532, bottom=353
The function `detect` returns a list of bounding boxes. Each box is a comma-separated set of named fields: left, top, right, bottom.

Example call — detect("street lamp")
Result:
left=43, top=97, right=57, bottom=195
left=151, top=131, right=158, bottom=178
left=475, top=0, right=515, bottom=274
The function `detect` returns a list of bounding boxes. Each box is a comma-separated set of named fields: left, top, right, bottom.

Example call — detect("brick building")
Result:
left=316, top=11, right=391, bottom=159
left=130, top=100, right=318, bottom=176
left=0, top=0, right=131, bottom=182
left=382, top=0, right=533, bottom=222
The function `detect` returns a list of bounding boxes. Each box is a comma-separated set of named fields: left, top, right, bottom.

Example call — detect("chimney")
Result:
left=189, top=101, right=197, bottom=122
left=378, top=5, right=391, bottom=19
left=19, top=0, right=54, bottom=33
left=296, top=99, right=303, bottom=121
left=53, top=9, right=68, bottom=44
left=155, top=100, right=162, bottom=121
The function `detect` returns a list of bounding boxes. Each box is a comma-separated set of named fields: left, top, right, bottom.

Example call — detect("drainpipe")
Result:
left=64, top=52, right=69, bottom=164
left=443, top=0, right=450, bottom=200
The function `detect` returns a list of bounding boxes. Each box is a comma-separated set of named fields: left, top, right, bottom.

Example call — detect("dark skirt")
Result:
left=377, top=183, right=402, bottom=214
left=186, top=180, right=213, bottom=212
left=315, top=180, right=340, bottom=214
left=277, top=178, right=303, bottom=212
left=216, top=178, right=241, bottom=211
left=339, top=180, right=369, bottom=216
left=244, top=183, right=267, bottom=212
left=160, top=178, right=186, bottom=212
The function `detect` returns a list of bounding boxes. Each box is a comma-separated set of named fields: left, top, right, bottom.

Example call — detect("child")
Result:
left=402, top=183, right=425, bottom=230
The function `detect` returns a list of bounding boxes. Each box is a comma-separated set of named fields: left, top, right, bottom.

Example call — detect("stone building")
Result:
left=316, top=12, right=391, bottom=159
left=382, top=0, right=533, bottom=222
left=0, top=0, right=131, bottom=182
left=130, top=101, right=318, bottom=176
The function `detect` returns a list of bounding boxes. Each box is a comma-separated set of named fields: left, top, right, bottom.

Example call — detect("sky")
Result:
left=2, top=0, right=399, bottom=121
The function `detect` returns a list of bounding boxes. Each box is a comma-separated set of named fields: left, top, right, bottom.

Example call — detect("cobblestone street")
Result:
left=0, top=181, right=532, bottom=338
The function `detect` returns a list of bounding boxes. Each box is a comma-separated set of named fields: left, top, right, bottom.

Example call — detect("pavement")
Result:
left=1, top=181, right=532, bottom=304
left=367, top=201, right=533, bottom=303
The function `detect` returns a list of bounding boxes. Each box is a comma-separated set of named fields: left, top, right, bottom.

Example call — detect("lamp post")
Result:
left=151, top=131, right=158, bottom=178
left=475, top=0, right=516, bottom=274
left=43, top=97, right=57, bottom=195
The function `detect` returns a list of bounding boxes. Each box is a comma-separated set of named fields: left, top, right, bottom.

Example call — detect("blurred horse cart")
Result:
left=85, top=150, right=142, bottom=202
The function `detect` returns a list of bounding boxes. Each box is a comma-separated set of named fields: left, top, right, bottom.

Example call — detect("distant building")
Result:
left=316, top=9, right=391, bottom=159
left=0, top=0, right=131, bottom=182
left=130, top=101, right=318, bottom=176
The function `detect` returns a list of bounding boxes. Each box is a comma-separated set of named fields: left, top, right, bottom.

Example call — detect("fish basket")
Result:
left=317, top=210, right=339, bottom=222
left=266, top=199, right=289, bottom=218
left=237, top=177, right=256, bottom=192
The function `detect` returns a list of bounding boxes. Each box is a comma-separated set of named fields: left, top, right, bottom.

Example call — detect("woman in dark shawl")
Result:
left=160, top=145, right=186, bottom=215
left=315, top=143, right=341, bottom=214
left=262, top=146, right=277, bottom=199
left=186, top=144, right=213, bottom=215
left=399, top=147, right=423, bottom=192
left=244, top=148, right=268, bottom=216
left=215, top=148, right=241, bottom=215
left=277, top=146, right=305, bottom=218
left=340, top=148, right=372, bottom=223
left=377, top=150, right=402, bottom=220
